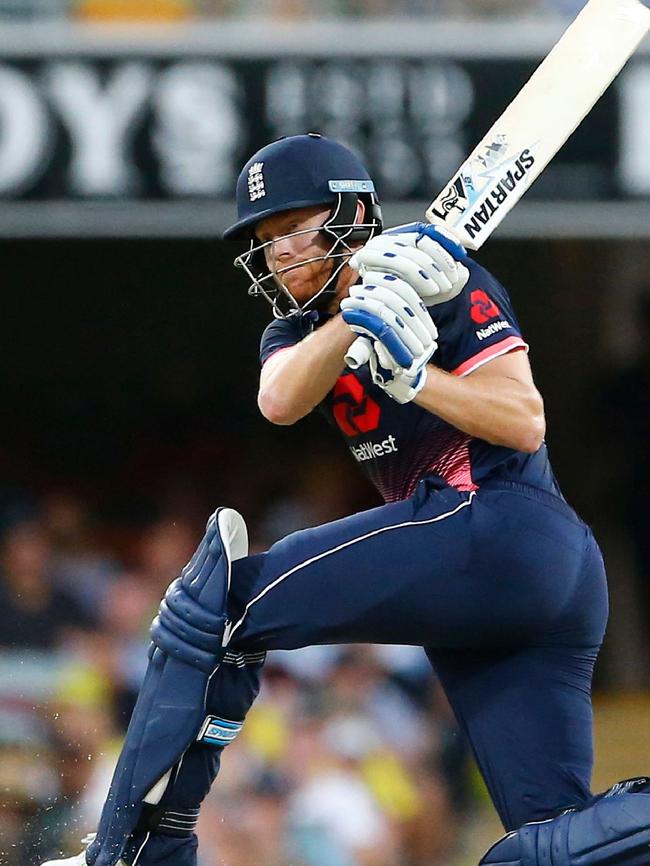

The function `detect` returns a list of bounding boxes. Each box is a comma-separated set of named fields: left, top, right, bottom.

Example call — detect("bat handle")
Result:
left=345, top=336, right=372, bottom=369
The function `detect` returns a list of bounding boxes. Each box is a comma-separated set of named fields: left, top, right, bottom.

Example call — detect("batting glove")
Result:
left=369, top=340, right=430, bottom=405
left=350, top=222, right=469, bottom=305
left=340, top=273, right=438, bottom=375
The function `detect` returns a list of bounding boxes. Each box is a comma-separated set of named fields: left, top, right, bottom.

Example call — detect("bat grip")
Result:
left=345, top=336, right=372, bottom=369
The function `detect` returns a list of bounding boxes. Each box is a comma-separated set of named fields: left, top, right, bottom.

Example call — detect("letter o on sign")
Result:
left=0, top=65, right=51, bottom=195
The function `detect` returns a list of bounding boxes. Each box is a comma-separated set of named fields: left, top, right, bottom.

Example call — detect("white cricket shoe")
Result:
left=40, top=835, right=128, bottom=866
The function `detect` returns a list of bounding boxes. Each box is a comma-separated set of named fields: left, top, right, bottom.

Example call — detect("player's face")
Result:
left=254, top=206, right=335, bottom=305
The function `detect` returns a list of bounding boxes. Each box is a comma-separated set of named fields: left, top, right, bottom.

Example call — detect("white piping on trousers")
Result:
left=224, top=491, right=475, bottom=646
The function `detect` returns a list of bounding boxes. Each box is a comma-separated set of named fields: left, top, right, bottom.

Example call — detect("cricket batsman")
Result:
left=44, top=134, right=650, bottom=866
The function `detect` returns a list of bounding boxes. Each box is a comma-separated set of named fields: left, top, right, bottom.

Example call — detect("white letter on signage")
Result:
left=152, top=63, right=241, bottom=195
left=46, top=62, right=152, bottom=195
left=0, top=65, right=51, bottom=194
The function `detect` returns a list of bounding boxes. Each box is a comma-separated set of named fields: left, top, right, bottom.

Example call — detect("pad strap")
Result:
left=138, top=805, right=200, bottom=838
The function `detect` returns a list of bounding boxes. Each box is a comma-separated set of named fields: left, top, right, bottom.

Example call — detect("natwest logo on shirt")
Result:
left=470, top=289, right=500, bottom=324
left=331, top=373, right=381, bottom=437
left=350, top=435, right=398, bottom=462
left=476, top=320, right=511, bottom=341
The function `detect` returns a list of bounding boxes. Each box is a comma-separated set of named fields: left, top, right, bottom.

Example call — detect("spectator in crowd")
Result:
left=93, top=572, right=156, bottom=726
left=258, top=450, right=368, bottom=546
left=0, top=654, right=117, bottom=865
left=42, top=491, right=118, bottom=619
left=0, top=520, right=94, bottom=650
left=134, top=517, right=198, bottom=595
left=0, top=707, right=60, bottom=866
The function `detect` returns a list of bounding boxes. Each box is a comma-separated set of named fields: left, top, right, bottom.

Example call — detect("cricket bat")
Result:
left=346, top=0, right=650, bottom=369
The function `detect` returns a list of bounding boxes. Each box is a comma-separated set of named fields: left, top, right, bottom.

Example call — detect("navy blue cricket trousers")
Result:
left=225, top=477, right=609, bottom=831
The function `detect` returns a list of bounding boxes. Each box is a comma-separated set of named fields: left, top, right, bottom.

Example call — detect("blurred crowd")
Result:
left=0, top=0, right=587, bottom=21
left=0, top=468, right=482, bottom=866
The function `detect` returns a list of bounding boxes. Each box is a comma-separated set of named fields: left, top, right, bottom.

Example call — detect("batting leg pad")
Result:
left=87, top=508, right=249, bottom=866
left=481, top=777, right=650, bottom=866
left=121, top=655, right=266, bottom=866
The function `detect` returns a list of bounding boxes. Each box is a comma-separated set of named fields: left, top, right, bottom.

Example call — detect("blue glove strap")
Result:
left=387, top=221, right=467, bottom=261
left=341, top=309, right=414, bottom=369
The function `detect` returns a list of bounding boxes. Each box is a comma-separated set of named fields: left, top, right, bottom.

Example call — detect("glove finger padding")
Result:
left=340, top=295, right=432, bottom=363
left=351, top=241, right=453, bottom=301
left=415, top=233, right=465, bottom=283
left=350, top=273, right=436, bottom=330
left=352, top=234, right=442, bottom=274
left=369, top=317, right=436, bottom=383
left=351, top=222, right=470, bottom=305
left=341, top=309, right=416, bottom=370
left=348, top=279, right=437, bottom=346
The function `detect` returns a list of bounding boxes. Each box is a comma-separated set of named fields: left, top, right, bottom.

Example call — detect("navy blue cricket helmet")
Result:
left=225, top=133, right=383, bottom=317
left=224, top=133, right=380, bottom=240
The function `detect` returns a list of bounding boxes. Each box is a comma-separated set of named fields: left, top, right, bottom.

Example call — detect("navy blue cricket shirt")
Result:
left=260, top=259, right=561, bottom=503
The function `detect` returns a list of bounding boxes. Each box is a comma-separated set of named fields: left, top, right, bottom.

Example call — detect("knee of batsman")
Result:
left=150, top=577, right=229, bottom=674
left=480, top=776, right=650, bottom=866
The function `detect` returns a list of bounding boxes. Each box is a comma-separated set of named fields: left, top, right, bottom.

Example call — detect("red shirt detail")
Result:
left=452, top=336, right=528, bottom=378
left=332, top=373, right=381, bottom=437
left=470, top=289, right=501, bottom=324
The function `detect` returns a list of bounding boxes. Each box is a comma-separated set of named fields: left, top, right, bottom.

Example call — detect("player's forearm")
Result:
left=415, top=365, right=546, bottom=453
left=258, top=314, right=356, bottom=425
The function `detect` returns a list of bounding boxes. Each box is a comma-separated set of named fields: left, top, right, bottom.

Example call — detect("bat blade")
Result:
left=425, top=0, right=650, bottom=250
left=345, top=0, right=650, bottom=371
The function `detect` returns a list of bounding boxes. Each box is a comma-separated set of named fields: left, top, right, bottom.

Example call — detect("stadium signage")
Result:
left=0, top=21, right=647, bottom=235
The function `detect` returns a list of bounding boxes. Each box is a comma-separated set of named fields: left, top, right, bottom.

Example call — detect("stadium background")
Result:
left=1, top=2, right=650, bottom=864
